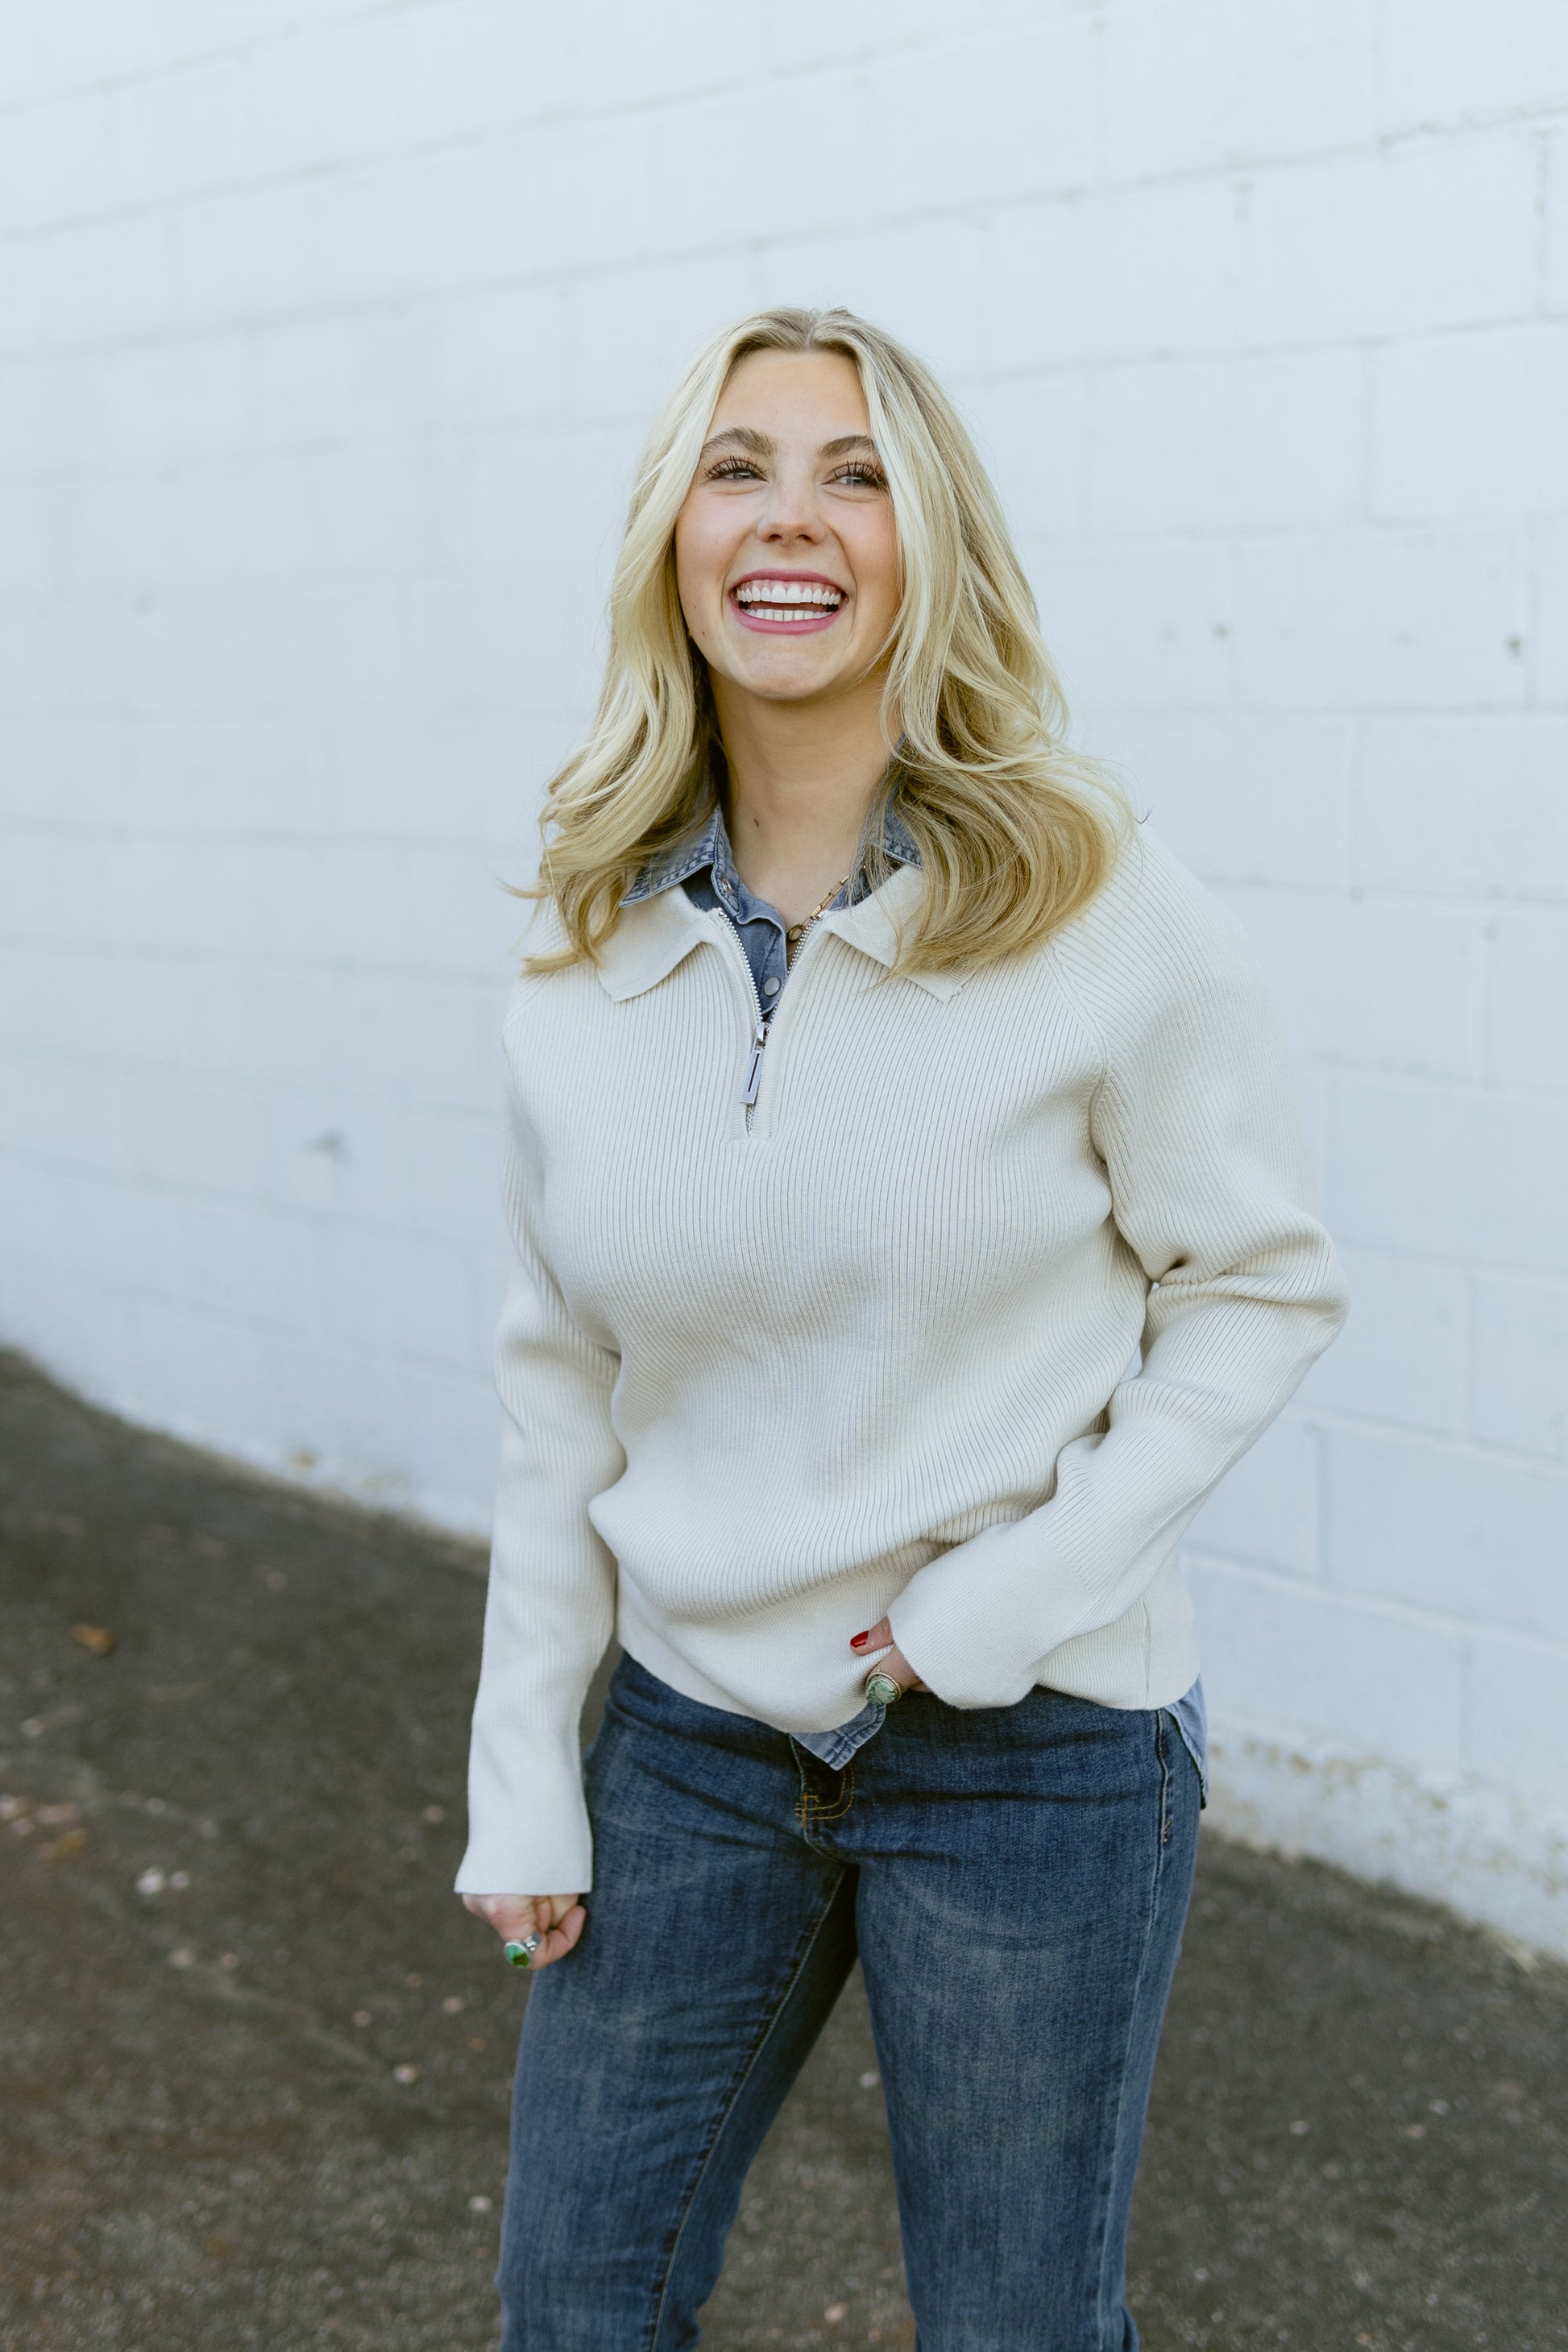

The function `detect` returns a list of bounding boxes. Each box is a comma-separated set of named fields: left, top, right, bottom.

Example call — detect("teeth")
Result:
left=735, top=579, right=842, bottom=610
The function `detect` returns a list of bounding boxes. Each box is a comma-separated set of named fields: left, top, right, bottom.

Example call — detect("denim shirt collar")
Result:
left=623, top=780, right=920, bottom=909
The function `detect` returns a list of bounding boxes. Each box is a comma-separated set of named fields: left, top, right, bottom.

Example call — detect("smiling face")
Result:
left=673, top=348, right=901, bottom=715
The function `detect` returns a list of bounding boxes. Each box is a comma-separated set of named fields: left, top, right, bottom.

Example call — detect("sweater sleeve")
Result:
left=888, top=840, right=1349, bottom=1710
left=455, top=1008, right=624, bottom=1897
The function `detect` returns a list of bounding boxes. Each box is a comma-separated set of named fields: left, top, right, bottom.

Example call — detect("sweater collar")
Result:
left=815, top=862, right=966, bottom=998
left=593, top=859, right=965, bottom=1002
left=591, top=886, right=713, bottom=1003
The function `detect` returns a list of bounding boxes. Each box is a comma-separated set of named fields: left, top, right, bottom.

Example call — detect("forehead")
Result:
left=708, top=348, right=869, bottom=438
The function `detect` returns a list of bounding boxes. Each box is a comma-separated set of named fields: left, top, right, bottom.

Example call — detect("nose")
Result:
left=756, top=461, right=827, bottom=546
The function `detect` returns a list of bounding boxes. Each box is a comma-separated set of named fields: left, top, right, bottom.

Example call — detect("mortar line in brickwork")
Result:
left=1184, top=1550, right=1568, bottom=1648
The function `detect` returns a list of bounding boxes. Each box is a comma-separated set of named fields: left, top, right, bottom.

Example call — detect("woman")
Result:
left=457, top=306, right=1346, bottom=2350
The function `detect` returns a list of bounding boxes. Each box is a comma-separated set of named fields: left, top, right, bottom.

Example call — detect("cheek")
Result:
left=856, top=516, right=901, bottom=629
left=672, top=512, right=720, bottom=637
left=674, top=501, right=736, bottom=583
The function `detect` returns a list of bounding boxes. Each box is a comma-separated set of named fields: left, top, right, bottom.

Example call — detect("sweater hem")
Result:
left=620, top=1596, right=1205, bottom=1731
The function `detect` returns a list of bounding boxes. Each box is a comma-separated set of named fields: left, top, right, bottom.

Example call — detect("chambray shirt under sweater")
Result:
left=458, top=820, right=1346, bottom=1894
left=631, top=798, right=1211, bottom=1792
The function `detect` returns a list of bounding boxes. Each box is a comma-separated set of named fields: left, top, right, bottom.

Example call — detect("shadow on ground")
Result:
left=1, top=1354, right=1564, bottom=2351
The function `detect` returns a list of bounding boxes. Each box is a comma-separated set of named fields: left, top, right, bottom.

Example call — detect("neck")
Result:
left=709, top=674, right=895, bottom=926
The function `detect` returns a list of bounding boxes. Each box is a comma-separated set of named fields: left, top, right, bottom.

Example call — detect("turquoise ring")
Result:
left=863, top=1670, right=903, bottom=1708
left=504, top=1935, right=541, bottom=1968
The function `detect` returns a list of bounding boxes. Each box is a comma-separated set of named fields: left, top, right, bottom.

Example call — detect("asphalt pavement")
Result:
left=2, top=1350, right=1564, bottom=2352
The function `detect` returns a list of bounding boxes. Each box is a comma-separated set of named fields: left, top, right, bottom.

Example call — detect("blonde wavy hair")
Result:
left=525, top=306, right=1130, bottom=976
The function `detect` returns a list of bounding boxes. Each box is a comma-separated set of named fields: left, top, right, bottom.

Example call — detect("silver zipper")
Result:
left=740, top=1014, right=768, bottom=1106
left=719, top=927, right=772, bottom=1122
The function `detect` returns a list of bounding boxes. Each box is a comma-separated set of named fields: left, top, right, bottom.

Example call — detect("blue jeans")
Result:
left=498, top=1654, right=1201, bottom=2351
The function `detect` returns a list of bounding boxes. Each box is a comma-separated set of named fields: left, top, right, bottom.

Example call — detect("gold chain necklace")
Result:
left=784, top=871, right=852, bottom=957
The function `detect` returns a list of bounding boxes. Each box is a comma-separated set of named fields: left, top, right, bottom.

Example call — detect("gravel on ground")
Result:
left=2, top=1351, right=1564, bottom=2352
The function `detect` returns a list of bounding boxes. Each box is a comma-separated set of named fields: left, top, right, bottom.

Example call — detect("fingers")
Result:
left=460, top=1892, right=586, bottom=1972
left=462, top=1892, right=538, bottom=1939
left=872, top=1641, right=925, bottom=1695
left=529, top=1902, right=587, bottom=1971
left=848, top=1618, right=926, bottom=1695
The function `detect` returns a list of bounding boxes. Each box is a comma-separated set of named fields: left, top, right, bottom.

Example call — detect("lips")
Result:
left=729, top=573, right=846, bottom=633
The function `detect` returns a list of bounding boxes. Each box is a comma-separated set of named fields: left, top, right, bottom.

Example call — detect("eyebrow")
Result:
left=697, top=428, right=881, bottom=463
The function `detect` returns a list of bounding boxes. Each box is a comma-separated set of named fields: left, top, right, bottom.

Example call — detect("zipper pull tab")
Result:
left=740, top=1020, right=766, bottom=1106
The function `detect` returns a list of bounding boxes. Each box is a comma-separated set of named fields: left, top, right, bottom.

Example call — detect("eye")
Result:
left=707, top=455, right=765, bottom=482
left=828, top=461, right=887, bottom=492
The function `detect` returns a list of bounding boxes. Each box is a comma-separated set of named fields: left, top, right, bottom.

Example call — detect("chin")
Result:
left=749, top=675, right=844, bottom=708
left=729, top=649, right=845, bottom=699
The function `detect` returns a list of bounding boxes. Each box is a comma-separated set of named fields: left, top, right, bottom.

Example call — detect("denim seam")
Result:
left=801, top=1761, right=857, bottom=1831
left=645, top=1872, right=851, bottom=2352
left=1086, top=1712, right=1171, bottom=2350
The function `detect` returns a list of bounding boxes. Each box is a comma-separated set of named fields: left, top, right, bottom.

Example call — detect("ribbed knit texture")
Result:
left=458, top=828, right=1348, bottom=1895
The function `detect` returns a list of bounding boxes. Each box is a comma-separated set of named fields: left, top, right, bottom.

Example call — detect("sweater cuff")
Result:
left=454, top=1732, right=595, bottom=1897
left=887, top=1516, right=1101, bottom=1711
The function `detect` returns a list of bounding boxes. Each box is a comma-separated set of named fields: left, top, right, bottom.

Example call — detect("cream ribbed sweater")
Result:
left=457, top=828, right=1347, bottom=1895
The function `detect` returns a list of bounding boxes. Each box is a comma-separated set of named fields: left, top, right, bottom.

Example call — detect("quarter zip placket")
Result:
left=710, top=914, right=826, bottom=1135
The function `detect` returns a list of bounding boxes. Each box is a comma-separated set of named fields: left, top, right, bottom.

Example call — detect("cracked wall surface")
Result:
left=1, top=1, right=1565, bottom=1944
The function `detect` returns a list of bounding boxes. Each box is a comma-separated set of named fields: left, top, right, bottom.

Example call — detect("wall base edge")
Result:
left=1206, top=1717, right=1568, bottom=1965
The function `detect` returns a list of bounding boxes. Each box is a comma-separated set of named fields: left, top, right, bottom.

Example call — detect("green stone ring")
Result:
left=504, top=1935, right=541, bottom=1968
left=863, top=1670, right=903, bottom=1708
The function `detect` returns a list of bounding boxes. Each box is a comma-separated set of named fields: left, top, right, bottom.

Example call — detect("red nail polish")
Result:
left=850, top=1631, right=870, bottom=1649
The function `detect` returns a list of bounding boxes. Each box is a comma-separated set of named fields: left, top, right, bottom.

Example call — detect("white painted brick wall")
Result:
left=2, top=1, right=1566, bottom=1943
